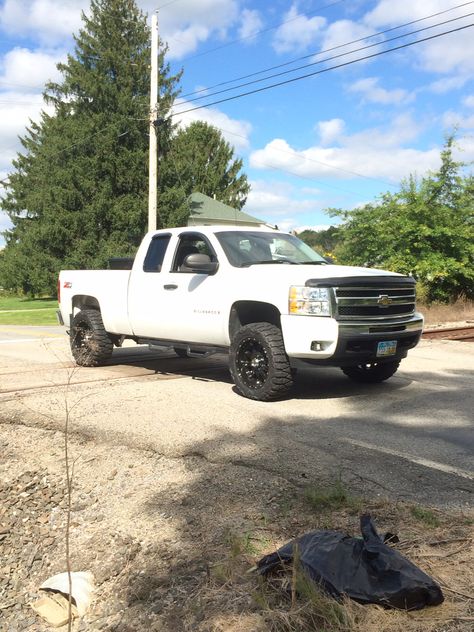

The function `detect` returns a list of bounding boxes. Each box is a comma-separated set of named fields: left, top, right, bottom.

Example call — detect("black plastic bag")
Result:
left=257, top=514, right=443, bottom=610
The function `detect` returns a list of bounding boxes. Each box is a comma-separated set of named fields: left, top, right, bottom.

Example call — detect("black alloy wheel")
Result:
left=229, top=323, right=293, bottom=401
left=70, top=309, right=113, bottom=367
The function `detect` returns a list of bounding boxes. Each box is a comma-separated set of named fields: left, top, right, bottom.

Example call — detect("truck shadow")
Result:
left=106, top=345, right=412, bottom=400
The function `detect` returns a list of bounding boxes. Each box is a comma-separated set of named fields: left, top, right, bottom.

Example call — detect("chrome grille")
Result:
left=334, top=282, right=416, bottom=321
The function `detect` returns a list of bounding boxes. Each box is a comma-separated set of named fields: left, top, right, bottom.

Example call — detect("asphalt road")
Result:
left=1, top=325, right=472, bottom=508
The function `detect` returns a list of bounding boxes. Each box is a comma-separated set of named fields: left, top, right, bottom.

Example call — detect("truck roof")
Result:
left=146, top=225, right=279, bottom=239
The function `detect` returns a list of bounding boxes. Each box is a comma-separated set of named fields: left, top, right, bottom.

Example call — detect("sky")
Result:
left=1, top=0, right=474, bottom=246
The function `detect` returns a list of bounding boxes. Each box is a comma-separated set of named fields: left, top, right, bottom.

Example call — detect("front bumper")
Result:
left=281, top=313, right=423, bottom=363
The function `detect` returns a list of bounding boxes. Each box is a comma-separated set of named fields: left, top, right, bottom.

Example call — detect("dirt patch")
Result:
left=0, top=422, right=472, bottom=632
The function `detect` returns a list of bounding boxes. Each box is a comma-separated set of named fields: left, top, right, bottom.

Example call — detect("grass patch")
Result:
left=304, top=480, right=361, bottom=513
left=0, top=294, right=58, bottom=325
left=0, top=295, right=56, bottom=311
left=410, top=506, right=441, bottom=528
left=0, top=309, right=58, bottom=326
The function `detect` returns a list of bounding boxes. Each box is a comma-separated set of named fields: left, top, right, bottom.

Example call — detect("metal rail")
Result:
left=422, top=325, right=474, bottom=341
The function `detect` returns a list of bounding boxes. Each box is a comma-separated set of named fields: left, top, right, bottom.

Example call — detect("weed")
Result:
left=226, top=529, right=260, bottom=557
left=304, top=479, right=361, bottom=513
left=255, top=557, right=352, bottom=632
left=420, top=297, right=474, bottom=326
left=410, top=506, right=441, bottom=528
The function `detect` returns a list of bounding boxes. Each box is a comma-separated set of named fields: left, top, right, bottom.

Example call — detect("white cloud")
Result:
left=320, top=19, right=376, bottom=57
left=317, top=118, right=345, bottom=145
left=428, top=75, right=469, bottom=94
left=292, top=223, right=333, bottom=233
left=0, top=0, right=85, bottom=45
left=0, top=92, right=52, bottom=165
left=173, top=99, right=252, bottom=151
left=365, top=0, right=474, bottom=75
left=443, top=110, right=474, bottom=130
left=238, top=9, right=263, bottom=41
left=463, top=95, right=474, bottom=108
left=0, top=47, right=64, bottom=92
left=0, top=1, right=240, bottom=59
left=348, top=76, right=414, bottom=105
left=250, top=115, right=443, bottom=183
left=273, top=4, right=326, bottom=53
left=365, top=0, right=464, bottom=27
left=244, top=180, right=324, bottom=225
left=150, top=0, right=239, bottom=59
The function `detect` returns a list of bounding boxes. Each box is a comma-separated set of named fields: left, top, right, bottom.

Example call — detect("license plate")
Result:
left=377, top=340, right=397, bottom=357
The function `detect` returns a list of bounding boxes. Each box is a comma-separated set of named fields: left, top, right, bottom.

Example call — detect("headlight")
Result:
left=289, top=286, right=331, bottom=316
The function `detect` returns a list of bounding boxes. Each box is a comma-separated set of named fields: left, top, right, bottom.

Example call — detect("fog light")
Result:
left=311, top=341, right=322, bottom=351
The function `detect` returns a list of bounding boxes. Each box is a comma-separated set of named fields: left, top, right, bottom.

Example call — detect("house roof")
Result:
left=188, top=192, right=266, bottom=226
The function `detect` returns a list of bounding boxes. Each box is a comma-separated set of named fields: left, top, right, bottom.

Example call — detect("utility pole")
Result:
left=148, top=12, right=158, bottom=232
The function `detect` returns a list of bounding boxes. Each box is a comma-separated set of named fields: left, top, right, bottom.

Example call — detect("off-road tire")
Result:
left=341, top=360, right=400, bottom=383
left=229, top=323, right=293, bottom=401
left=70, top=309, right=113, bottom=367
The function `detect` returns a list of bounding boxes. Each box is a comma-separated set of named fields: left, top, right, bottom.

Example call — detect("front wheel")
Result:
left=341, top=360, right=400, bottom=383
left=229, top=323, right=293, bottom=401
left=70, top=309, right=113, bottom=367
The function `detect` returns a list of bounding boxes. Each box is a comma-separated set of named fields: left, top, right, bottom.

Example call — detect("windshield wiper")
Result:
left=299, top=261, right=327, bottom=265
left=239, top=259, right=297, bottom=267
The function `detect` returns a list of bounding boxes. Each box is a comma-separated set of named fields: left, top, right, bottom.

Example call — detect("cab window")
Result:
left=172, top=234, right=216, bottom=272
left=143, top=234, right=171, bottom=272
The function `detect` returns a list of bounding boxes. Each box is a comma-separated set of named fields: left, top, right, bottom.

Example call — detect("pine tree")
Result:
left=1, top=0, right=180, bottom=295
left=159, top=121, right=250, bottom=228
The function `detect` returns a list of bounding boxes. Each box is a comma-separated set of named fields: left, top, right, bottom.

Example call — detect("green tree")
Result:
left=159, top=121, right=250, bottom=227
left=330, top=136, right=474, bottom=302
left=0, top=0, right=180, bottom=295
left=297, top=226, right=342, bottom=258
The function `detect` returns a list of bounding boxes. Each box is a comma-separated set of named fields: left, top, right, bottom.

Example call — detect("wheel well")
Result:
left=72, top=295, right=100, bottom=315
left=229, top=301, right=281, bottom=339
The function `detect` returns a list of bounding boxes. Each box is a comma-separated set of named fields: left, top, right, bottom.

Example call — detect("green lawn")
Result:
left=0, top=296, right=57, bottom=311
left=0, top=295, right=58, bottom=326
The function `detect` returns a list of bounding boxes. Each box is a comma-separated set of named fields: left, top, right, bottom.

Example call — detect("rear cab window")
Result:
left=143, top=234, right=171, bottom=272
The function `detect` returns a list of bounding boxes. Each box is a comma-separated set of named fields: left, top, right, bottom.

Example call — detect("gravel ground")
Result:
left=0, top=422, right=295, bottom=631
left=1, top=420, right=472, bottom=632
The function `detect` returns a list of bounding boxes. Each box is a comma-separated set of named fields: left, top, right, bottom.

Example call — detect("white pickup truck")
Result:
left=57, top=225, right=423, bottom=400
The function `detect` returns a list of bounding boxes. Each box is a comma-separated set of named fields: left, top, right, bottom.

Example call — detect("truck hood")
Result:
left=237, top=263, right=404, bottom=286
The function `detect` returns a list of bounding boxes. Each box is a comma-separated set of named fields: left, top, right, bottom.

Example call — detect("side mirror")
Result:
left=182, top=253, right=218, bottom=274
left=324, top=256, right=335, bottom=264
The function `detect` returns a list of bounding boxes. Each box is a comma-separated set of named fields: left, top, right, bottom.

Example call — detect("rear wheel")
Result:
left=229, top=323, right=293, bottom=401
left=70, top=309, right=113, bottom=367
left=341, top=360, right=400, bottom=383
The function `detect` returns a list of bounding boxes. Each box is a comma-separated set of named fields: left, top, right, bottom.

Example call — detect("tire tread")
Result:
left=70, top=309, right=113, bottom=367
left=229, top=322, right=293, bottom=401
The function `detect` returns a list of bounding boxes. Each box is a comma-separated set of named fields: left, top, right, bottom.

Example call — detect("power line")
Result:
left=157, top=0, right=183, bottom=10
left=179, top=0, right=347, bottom=63
left=181, top=1, right=474, bottom=100
left=181, top=11, right=474, bottom=105
left=173, top=22, right=474, bottom=117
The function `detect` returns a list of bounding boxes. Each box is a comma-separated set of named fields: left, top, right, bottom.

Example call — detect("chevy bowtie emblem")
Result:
left=377, top=294, right=392, bottom=306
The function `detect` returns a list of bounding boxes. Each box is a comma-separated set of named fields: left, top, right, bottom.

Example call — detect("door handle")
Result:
left=164, top=284, right=178, bottom=290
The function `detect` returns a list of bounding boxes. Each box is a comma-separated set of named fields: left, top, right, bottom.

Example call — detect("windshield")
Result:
left=216, top=231, right=327, bottom=267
